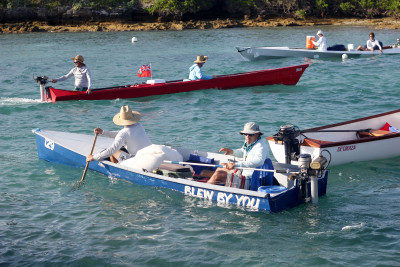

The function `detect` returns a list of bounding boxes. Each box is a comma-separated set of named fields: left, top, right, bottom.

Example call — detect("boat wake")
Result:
left=341, top=222, right=365, bottom=231
left=0, top=97, right=43, bottom=106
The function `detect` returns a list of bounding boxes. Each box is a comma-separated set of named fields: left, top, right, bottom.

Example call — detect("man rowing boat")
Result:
left=86, top=105, right=152, bottom=164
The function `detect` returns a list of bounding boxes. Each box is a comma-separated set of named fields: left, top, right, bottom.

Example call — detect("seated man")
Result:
left=86, top=105, right=152, bottom=164
left=357, top=32, right=383, bottom=52
left=188, top=55, right=215, bottom=80
left=207, top=122, right=270, bottom=188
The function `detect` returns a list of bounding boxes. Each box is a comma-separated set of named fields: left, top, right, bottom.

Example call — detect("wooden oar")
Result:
left=80, top=132, right=99, bottom=182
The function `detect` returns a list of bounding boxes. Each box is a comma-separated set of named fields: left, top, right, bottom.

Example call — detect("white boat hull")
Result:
left=236, top=46, right=400, bottom=60
left=267, top=109, right=400, bottom=166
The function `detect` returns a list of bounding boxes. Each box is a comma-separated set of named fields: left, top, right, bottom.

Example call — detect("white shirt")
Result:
left=313, top=36, right=327, bottom=51
left=232, top=138, right=270, bottom=177
left=367, top=39, right=382, bottom=50
left=56, top=65, right=92, bottom=89
left=93, top=123, right=152, bottom=161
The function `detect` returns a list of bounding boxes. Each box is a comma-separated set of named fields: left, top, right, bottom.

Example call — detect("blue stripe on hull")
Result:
left=34, top=132, right=328, bottom=213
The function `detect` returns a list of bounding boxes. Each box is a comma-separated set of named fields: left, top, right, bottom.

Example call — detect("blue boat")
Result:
left=32, top=129, right=329, bottom=213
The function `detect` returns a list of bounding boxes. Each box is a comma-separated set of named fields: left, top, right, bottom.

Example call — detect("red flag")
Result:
left=137, top=64, right=151, bottom=77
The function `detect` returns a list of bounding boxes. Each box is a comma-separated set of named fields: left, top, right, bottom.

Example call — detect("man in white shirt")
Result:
left=86, top=105, right=152, bottom=163
left=312, top=30, right=327, bottom=51
left=366, top=32, right=383, bottom=52
left=357, top=32, right=383, bottom=53
left=52, top=55, right=92, bottom=94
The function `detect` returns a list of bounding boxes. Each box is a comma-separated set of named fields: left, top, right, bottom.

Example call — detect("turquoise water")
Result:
left=1, top=26, right=400, bottom=266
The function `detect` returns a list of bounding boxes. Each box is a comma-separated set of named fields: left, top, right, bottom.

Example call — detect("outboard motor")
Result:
left=34, top=76, right=48, bottom=102
left=290, top=153, right=328, bottom=204
left=297, top=154, right=312, bottom=201
left=273, top=125, right=301, bottom=164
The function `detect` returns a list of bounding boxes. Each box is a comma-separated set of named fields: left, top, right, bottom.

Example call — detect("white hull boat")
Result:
left=236, top=46, right=400, bottom=60
left=266, top=109, right=400, bottom=166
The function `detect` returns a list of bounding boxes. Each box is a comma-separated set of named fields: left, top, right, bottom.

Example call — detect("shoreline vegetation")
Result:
left=2, top=17, right=400, bottom=34
left=1, top=0, right=400, bottom=34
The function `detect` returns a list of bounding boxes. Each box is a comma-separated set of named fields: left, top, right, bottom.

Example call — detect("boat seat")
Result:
left=250, top=158, right=274, bottom=191
left=302, top=138, right=333, bottom=147
left=187, top=154, right=215, bottom=176
left=157, top=163, right=193, bottom=178
left=357, top=129, right=392, bottom=138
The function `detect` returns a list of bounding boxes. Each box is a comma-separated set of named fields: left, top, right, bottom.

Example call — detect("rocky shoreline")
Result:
left=1, top=17, right=400, bottom=34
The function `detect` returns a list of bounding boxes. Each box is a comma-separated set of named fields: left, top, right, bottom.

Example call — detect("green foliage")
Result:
left=339, top=1, right=355, bottom=15
left=295, top=9, right=307, bottom=19
left=1, top=0, right=400, bottom=18
left=146, top=0, right=206, bottom=15
left=315, top=0, right=328, bottom=16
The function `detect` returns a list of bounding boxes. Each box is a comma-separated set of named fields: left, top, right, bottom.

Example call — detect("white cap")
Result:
left=317, top=30, right=324, bottom=35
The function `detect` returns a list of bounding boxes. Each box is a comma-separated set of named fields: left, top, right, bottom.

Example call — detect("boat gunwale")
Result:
left=237, top=46, right=400, bottom=55
left=48, top=64, right=309, bottom=93
left=266, top=109, right=400, bottom=148
left=34, top=129, right=290, bottom=199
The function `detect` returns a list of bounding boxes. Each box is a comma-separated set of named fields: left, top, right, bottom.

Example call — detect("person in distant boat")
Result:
left=52, top=55, right=92, bottom=94
left=188, top=55, right=216, bottom=80
left=207, top=122, right=269, bottom=188
left=356, top=32, right=383, bottom=53
left=312, top=30, right=327, bottom=51
left=86, top=105, right=152, bottom=164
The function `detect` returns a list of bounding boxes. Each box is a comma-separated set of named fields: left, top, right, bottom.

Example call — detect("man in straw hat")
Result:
left=52, top=55, right=93, bottom=94
left=207, top=122, right=269, bottom=188
left=312, top=30, right=327, bottom=51
left=86, top=105, right=152, bottom=164
left=188, top=55, right=216, bottom=80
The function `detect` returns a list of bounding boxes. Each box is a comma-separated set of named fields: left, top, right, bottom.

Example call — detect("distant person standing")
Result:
left=52, top=55, right=92, bottom=94
left=312, top=30, right=327, bottom=51
left=188, top=55, right=215, bottom=80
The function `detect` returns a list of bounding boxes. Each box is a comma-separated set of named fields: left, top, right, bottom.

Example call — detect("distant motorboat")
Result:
left=236, top=46, right=400, bottom=60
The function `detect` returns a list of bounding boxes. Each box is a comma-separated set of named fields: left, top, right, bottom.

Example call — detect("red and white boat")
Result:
left=266, top=109, right=400, bottom=166
left=35, top=64, right=308, bottom=102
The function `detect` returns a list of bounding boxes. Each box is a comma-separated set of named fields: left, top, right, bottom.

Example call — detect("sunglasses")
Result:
left=74, top=61, right=80, bottom=63
left=241, top=133, right=255, bottom=136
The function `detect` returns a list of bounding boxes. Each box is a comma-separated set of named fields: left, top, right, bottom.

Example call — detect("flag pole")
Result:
left=150, top=63, right=152, bottom=80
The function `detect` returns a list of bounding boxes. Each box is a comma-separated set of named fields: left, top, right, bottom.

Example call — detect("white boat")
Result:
left=33, top=129, right=329, bottom=213
left=236, top=46, right=400, bottom=60
left=266, top=109, right=400, bottom=166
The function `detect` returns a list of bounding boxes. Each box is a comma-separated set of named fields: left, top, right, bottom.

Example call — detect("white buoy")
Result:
left=342, top=54, right=348, bottom=60
left=131, top=37, right=138, bottom=43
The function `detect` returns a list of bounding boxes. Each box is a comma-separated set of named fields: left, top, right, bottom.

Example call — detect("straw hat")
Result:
left=239, top=122, right=263, bottom=135
left=317, top=30, right=324, bottom=35
left=194, top=55, right=208, bottom=64
left=113, top=105, right=141, bottom=126
left=71, top=55, right=84, bottom=63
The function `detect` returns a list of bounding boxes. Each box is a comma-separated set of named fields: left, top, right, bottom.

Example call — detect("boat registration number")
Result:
left=337, top=144, right=356, bottom=152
